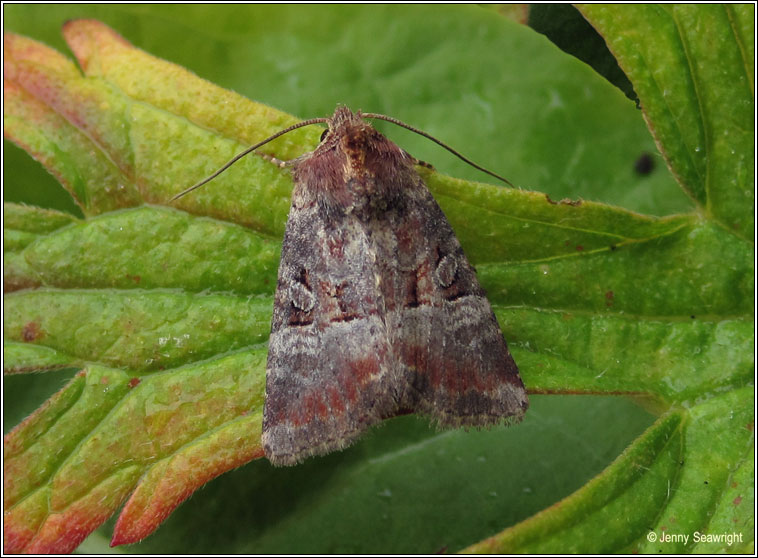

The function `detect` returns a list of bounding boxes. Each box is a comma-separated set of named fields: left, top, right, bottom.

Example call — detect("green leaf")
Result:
left=3, top=4, right=753, bottom=554
left=465, top=387, right=754, bottom=553
left=4, top=289, right=272, bottom=371
left=578, top=4, right=754, bottom=240
left=464, top=410, right=685, bottom=553
left=12, top=206, right=280, bottom=294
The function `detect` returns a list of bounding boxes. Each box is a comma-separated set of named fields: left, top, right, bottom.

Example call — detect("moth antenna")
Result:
left=170, top=117, right=329, bottom=201
left=361, top=113, right=514, bottom=187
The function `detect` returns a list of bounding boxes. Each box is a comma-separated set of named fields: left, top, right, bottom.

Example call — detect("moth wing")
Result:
left=386, top=181, right=528, bottom=427
left=262, top=201, right=396, bottom=466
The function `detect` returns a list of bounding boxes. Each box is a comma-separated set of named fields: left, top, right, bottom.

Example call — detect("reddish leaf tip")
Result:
left=111, top=445, right=265, bottom=547
left=62, top=19, right=132, bottom=74
left=3, top=521, right=36, bottom=554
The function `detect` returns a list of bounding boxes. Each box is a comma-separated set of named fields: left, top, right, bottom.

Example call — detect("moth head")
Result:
left=318, top=108, right=389, bottom=176
left=323, top=106, right=380, bottom=150
left=315, top=107, right=363, bottom=148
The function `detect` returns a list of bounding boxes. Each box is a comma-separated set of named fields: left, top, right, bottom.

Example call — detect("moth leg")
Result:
left=257, top=152, right=289, bottom=168
left=400, top=148, right=436, bottom=172
left=414, top=159, right=435, bottom=171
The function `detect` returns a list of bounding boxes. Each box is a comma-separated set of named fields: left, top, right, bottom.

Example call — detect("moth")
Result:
left=173, top=106, right=528, bottom=466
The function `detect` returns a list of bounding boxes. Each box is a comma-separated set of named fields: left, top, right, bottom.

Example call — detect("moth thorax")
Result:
left=341, top=128, right=374, bottom=169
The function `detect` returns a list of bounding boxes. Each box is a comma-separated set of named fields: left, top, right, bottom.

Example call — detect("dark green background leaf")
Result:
left=3, top=4, right=752, bottom=554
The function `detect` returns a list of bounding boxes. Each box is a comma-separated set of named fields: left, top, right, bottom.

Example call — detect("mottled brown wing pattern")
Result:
left=382, top=182, right=528, bottom=426
left=262, top=107, right=527, bottom=466
left=262, top=199, right=397, bottom=466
